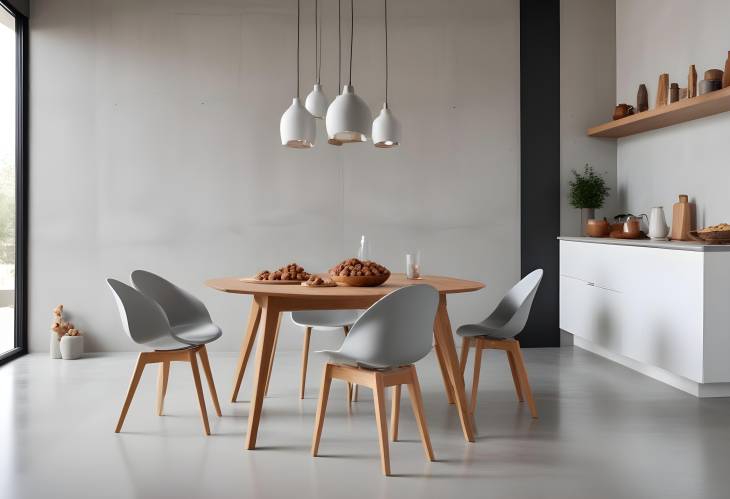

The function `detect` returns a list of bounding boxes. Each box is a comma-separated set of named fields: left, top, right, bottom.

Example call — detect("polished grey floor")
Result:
left=2, top=346, right=729, bottom=499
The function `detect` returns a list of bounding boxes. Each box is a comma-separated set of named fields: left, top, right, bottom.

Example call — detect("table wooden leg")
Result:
left=433, top=294, right=476, bottom=442
left=264, top=312, right=283, bottom=396
left=231, top=299, right=262, bottom=402
left=245, top=298, right=281, bottom=450
left=434, top=341, right=455, bottom=404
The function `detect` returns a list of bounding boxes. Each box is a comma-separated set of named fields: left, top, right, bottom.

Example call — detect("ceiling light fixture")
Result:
left=325, top=0, right=371, bottom=144
left=372, top=0, right=400, bottom=148
left=280, top=0, right=316, bottom=148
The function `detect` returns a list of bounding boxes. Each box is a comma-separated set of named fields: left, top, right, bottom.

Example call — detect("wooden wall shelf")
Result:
left=587, top=86, right=730, bottom=138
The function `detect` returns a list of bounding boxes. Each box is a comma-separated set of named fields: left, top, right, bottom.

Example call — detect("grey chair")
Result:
left=108, top=272, right=223, bottom=435
left=289, top=310, right=360, bottom=399
left=457, top=269, right=543, bottom=418
left=311, top=284, right=438, bottom=476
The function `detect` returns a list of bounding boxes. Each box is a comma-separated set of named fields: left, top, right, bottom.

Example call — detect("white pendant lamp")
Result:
left=327, top=0, right=344, bottom=146
left=372, top=0, right=399, bottom=148
left=305, top=0, right=329, bottom=118
left=280, top=0, right=315, bottom=148
left=325, top=0, right=371, bottom=144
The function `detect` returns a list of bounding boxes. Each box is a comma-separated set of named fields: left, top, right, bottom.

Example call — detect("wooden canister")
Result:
left=670, top=194, right=694, bottom=241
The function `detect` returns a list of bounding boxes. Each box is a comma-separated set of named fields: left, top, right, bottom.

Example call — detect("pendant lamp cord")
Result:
left=337, top=0, right=341, bottom=94
left=296, top=0, right=301, bottom=98
left=348, top=0, right=354, bottom=86
left=315, top=0, right=321, bottom=84
left=384, top=0, right=389, bottom=106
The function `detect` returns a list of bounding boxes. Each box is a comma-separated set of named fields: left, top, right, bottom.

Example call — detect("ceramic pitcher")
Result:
left=649, top=206, right=669, bottom=240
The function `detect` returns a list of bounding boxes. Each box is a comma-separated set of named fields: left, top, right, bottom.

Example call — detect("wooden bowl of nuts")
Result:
left=329, top=258, right=390, bottom=287
left=690, top=224, right=730, bottom=244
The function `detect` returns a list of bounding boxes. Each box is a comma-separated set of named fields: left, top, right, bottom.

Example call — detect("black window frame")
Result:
left=0, top=0, right=28, bottom=367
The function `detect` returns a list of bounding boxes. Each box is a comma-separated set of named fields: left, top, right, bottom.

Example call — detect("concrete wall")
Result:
left=616, top=0, right=730, bottom=227
left=559, top=0, right=617, bottom=236
left=29, top=0, right=520, bottom=352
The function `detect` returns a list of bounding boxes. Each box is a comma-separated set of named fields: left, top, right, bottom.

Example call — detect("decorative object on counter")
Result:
left=699, top=79, right=722, bottom=95
left=669, top=83, right=679, bottom=103
left=568, top=164, right=610, bottom=236
left=688, top=65, right=698, bottom=98
left=612, top=103, right=634, bottom=120
left=637, top=84, right=648, bottom=112
left=60, top=329, right=84, bottom=360
left=724, top=51, right=730, bottom=88
left=585, top=218, right=611, bottom=238
left=679, top=87, right=688, bottom=100
left=656, top=73, right=669, bottom=107
left=688, top=223, right=730, bottom=244
left=670, top=194, right=695, bottom=241
left=249, top=263, right=313, bottom=283
left=648, top=207, right=669, bottom=240
left=329, top=258, right=390, bottom=286
left=610, top=214, right=648, bottom=239
left=406, top=251, right=422, bottom=279
left=704, top=69, right=724, bottom=82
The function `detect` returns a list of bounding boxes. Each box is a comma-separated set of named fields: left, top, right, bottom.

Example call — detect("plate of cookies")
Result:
left=241, top=263, right=313, bottom=284
left=329, top=258, right=391, bottom=287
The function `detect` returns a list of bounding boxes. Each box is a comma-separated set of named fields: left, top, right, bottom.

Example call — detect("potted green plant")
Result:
left=568, top=164, right=610, bottom=235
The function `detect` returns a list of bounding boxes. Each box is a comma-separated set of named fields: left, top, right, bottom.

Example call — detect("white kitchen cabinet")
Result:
left=559, top=237, right=730, bottom=397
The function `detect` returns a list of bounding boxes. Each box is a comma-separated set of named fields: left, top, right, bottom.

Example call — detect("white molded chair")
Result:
left=289, top=309, right=360, bottom=399
left=457, top=269, right=543, bottom=418
left=311, top=284, right=438, bottom=476
left=108, top=272, right=223, bottom=435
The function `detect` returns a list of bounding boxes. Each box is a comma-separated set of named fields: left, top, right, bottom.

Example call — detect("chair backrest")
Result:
left=486, top=269, right=543, bottom=338
left=336, top=284, right=439, bottom=369
left=131, top=270, right=212, bottom=327
left=107, top=278, right=172, bottom=346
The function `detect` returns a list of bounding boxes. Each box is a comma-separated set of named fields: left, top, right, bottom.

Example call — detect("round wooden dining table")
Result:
left=205, top=273, right=484, bottom=449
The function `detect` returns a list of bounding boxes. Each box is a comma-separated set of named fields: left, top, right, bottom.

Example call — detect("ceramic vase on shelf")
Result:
left=50, top=333, right=62, bottom=359
left=581, top=208, right=596, bottom=236
left=60, top=335, right=83, bottom=360
left=649, top=206, right=669, bottom=240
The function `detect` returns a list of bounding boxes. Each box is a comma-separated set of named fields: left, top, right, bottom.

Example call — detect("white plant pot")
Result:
left=60, top=335, right=84, bottom=360
left=50, top=333, right=62, bottom=359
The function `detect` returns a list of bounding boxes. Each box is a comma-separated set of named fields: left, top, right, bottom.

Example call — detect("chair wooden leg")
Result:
left=372, top=374, right=391, bottom=476
left=506, top=348, right=524, bottom=402
left=197, top=345, right=222, bottom=417
left=406, top=367, right=434, bottom=461
left=311, top=363, right=334, bottom=456
left=512, top=342, right=538, bottom=418
left=343, top=326, right=356, bottom=404
left=156, top=361, right=170, bottom=416
left=470, top=343, right=483, bottom=415
left=189, top=349, right=211, bottom=436
left=434, top=341, right=455, bottom=404
left=459, top=337, right=471, bottom=375
left=264, top=312, right=282, bottom=396
left=115, top=354, right=147, bottom=433
left=390, top=385, right=401, bottom=442
left=299, top=326, right=312, bottom=399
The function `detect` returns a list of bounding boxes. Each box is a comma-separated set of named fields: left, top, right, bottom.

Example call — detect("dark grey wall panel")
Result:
left=519, top=0, right=560, bottom=347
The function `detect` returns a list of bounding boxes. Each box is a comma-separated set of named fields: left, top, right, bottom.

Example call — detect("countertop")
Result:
left=558, top=236, right=730, bottom=252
